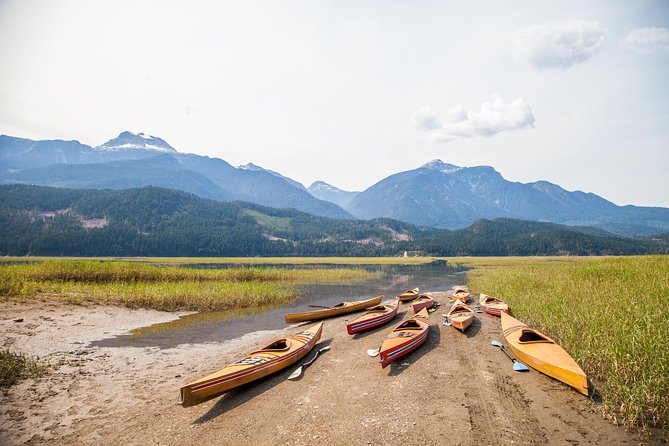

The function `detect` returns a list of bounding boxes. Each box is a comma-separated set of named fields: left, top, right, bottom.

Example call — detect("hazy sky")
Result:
left=1, top=1, right=668, bottom=207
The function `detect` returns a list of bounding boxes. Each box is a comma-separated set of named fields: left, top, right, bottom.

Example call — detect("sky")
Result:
left=1, top=0, right=668, bottom=207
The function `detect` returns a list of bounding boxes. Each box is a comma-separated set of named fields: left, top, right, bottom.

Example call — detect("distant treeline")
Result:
left=1, top=185, right=666, bottom=257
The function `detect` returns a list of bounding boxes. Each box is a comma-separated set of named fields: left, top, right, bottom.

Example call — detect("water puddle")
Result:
left=92, top=263, right=467, bottom=349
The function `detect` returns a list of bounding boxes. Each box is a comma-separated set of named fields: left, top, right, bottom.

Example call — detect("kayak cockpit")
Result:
left=396, top=320, right=421, bottom=329
left=367, top=305, right=387, bottom=312
left=518, top=329, right=554, bottom=344
left=259, top=339, right=291, bottom=351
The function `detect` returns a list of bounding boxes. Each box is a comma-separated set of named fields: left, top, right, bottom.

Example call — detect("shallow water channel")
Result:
left=93, top=263, right=468, bottom=349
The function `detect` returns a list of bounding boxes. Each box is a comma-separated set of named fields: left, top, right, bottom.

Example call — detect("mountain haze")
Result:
left=343, top=160, right=669, bottom=235
left=2, top=132, right=668, bottom=235
left=308, top=181, right=360, bottom=208
left=0, top=132, right=352, bottom=220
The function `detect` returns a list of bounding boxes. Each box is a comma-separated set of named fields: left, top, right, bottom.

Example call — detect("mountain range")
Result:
left=0, top=132, right=352, bottom=220
left=2, top=131, right=668, bottom=236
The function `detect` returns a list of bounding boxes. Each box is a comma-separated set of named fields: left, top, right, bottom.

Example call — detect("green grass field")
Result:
left=467, top=255, right=668, bottom=434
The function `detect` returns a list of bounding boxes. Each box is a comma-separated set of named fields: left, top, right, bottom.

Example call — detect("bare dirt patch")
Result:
left=0, top=295, right=660, bottom=445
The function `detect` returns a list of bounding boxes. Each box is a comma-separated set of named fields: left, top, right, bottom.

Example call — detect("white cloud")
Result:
left=412, top=96, right=536, bottom=143
left=513, top=20, right=607, bottom=70
left=622, top=27, right=669, bottom=54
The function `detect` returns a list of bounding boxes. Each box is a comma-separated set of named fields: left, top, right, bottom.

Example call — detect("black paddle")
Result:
left=287, top=346, right=331, bottom=380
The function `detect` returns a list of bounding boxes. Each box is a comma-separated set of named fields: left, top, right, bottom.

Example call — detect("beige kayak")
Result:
left=180, top=322, right=323, bottom=407
left=284, top=295, right=383, bottom=323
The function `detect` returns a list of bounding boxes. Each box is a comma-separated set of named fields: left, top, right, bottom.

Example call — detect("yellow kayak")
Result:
left=501, top=312, right=588, bottom=395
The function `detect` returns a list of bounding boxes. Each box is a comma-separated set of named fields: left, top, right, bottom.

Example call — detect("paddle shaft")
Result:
left=499, top=345, right=518, bottom=363
left=302, top=347, right=328, bottom=368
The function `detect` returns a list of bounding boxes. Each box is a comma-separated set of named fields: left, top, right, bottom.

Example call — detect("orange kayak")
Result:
left=379, top=308, right=430, bottom=368
left=501, top=313, right=588, bottom=395
left=180, top=322, right=323, bottom=407
left=411, top=293, right=435, bottom=313
left=446, top=302, right=474, bottom=331
left=452, top=286, right=470, bottom=303
left=479, top=293, right=509, bottom=316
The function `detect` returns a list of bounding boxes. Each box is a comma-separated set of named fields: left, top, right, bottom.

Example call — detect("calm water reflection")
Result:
left=93, top=263, right=467, bottom=349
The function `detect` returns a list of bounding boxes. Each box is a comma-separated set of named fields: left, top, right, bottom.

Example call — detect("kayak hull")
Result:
left=284, top=295, right=383, bottom=323
left=411, top=294, right=434, bottom=313
left=346, top=299, right=400, bottom=334
left=179, top=322, right=323, bottom=407
left=446, top=302, right=475, bottom=332
left=398, top=287, right=420, bottom=302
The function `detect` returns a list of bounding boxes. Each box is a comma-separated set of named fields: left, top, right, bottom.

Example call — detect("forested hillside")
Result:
left=1, top=185, right=665, bottom=257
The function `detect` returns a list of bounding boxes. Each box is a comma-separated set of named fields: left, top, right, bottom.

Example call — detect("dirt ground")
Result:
left=0, top=294, right=663, bottom=446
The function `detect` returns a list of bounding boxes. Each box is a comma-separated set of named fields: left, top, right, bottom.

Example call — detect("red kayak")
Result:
left=346, top=298, right=400, bottom=335
left=378, top=308, right=430, bottom=368
left=411, top=293, right=435, bottom=313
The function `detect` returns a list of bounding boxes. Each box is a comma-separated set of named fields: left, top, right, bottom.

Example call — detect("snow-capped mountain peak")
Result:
left=238, top=163, right=264, bottom=171
left=96, top=131, right=177, bottom=153
left=421, top=159, right=462, bottom=174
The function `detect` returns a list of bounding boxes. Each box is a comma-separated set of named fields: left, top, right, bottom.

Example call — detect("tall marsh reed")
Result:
left=468, top=256, right=669, bottom=434
left=0, top=259, right=375, bottom=312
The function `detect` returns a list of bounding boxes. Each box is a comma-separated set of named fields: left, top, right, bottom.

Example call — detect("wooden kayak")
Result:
left=346, top=298, right=400, bottom=335
left=411, top=293, right=435, bottom=313
left=284, top=295, right=382, bottom=324
left=446, top=302, right=475, bottom=331
left=180, top=322, right=323, bottom=407
left=398, top=287, right=420, bottom=301
left=479, top=293, right=509, bottom=316
left=501, top=312, right=588, bottom=395
left=379, top=308, right=430, bottom=368
left=452, top=286, right=470, bottom=303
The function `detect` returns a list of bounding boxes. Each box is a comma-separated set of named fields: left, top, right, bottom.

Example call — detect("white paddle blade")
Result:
left=287, top=367, right=303, bottom=380
left=513, top=361, right=530, bottom=372
left=367, top=348, right=380, bottom=357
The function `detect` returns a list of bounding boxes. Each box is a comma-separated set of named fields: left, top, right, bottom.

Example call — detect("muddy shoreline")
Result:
left=0, top=296, right=662, bottom=445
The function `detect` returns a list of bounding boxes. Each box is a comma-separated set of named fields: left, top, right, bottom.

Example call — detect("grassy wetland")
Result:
left=0, top=259, right=377, bottom=312
left=467, top=255, right=669, bottom=434
left=3, top=255, right=667, bottom=437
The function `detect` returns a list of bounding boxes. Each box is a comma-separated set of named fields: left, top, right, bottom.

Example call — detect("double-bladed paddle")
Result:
left=287, top=346, right=331, bottom=380
left=490, top=340, right=529, bottom=372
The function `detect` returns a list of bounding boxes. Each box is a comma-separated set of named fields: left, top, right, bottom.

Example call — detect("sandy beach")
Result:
left=0, top=294, right=660, bottom=445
